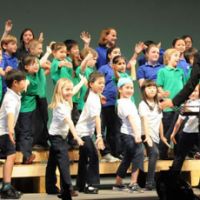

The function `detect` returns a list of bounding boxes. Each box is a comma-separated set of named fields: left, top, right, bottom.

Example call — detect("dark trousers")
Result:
left=159, top=111, right=179, bottom=159
left=144, top=142, right=159, bottom=184
left=15, top=111, right=34, bottom=160
left=45, top=135, right=71, bottom=200
left=171, top=132, right=200, bottom=172
left=100, top=106, right=122, bottom=157
left=76, top=136, right=99, bottom=191
left=33, top=97, right=49, bottom=146
left=117, top=134, right=144, bottom=178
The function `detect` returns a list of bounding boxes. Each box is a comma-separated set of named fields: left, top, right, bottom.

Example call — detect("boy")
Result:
left=0, top=69, right=26, bottom=199
left=1, top=35, right=18, bottom=95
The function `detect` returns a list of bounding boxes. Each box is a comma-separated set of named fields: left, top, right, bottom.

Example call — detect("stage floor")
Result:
left=13, top=189, right=200, bottom=200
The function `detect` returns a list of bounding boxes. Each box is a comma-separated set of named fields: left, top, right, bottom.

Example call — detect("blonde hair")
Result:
left=28, top=39, right=42, bottom=50
left=163, top=48, right=179, bottom=65
left=80, top=47, right=98, bottom=59
left=1, top=35, right=17, bottom=49
left=49, top=78, right=73, bottom=109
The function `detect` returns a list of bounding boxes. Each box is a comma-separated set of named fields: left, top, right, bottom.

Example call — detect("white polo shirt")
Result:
left=49, top=102, right=72, bottom=138
left=117, top=98, right=141, bottom=138
left=0, top=88, right=21, bottom=136
left=139, top=100, right=163, bottom=144
left=180, top=99, right=200, bottom=133
left=76, top=90, right=101, bottom=137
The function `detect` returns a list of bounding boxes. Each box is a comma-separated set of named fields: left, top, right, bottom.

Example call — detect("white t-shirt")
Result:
left=117, top=98, right=141, bottom=138
left=76, top=91, right=101, bottom=137
left=180, top=99, right=200, bottom=133
left=139, top=100, right=163, bottom=144
left=49, top=102, right=72, bottom=138
left=0, top=88, right=21, bottom=136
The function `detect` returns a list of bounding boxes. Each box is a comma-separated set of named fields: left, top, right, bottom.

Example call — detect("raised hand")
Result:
left=38, top=32, right=44, bottom=43
left=4, top=19, right=13, bottom=33
left=80, top=31, right=91, bottom=47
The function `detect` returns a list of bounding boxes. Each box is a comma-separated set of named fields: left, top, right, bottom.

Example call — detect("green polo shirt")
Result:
left=20, top=73, right=38, bottom=113
left=50, top=58, right=73, bottom=85
left=37, top=63, right=46, bottom=98
left=156, top=65, right=186, bottom=112
left=75, top=66, right=94, bottom=110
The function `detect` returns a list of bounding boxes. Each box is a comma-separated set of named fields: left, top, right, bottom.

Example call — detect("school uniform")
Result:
left=171, top=99, right=200, bottom=172
left=45, top=102, right=72, bottom=199
left=139, top=100, right=162, bottom=185
left=116, top=98, right=144, bottom=178
left=76, top=90, right=101, bottom=191
left=0, top=88, right=21, bottom=158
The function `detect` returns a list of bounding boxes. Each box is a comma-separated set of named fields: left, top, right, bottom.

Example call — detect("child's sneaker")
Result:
left=101, top=153, right=120, bottom=162
left=0, top=186, right=21, bottom=199
left=128, top=183, right=144, bottom=193
left=84, top=186, right=98, bottom=194
left=112, top=184, right=128, bottom=191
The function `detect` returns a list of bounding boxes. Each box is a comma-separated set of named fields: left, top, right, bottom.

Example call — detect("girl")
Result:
left=50, top=42, right=73, bottom=85
left=98, top=46, right=122, bottom=162
left=137, top=44, right=164, bottom=87
left=46, top=78, right=84, bottom=200
left=182, top=35, right=193, bottom=50
left=96, top=28, right=117, bottom=69
left=113, top=77, right=144, bottom=192
left=171, top=84, right=200, bottom=172
left=15, top=55, right=39, bottom=164
left=156, top=48, right=186, bottom=159
left=76, top=72, right=105, bottom=194
left=139, top=80, right=167, bottom=190
left=172, top=37, right=190, bottom=77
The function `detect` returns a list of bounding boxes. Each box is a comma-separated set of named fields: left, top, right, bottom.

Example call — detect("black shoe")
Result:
left=1, top=187, right=21, bottom=199
left=84, top=186, right=98, bottom=194
left=46, top=187, right=60, bottom=194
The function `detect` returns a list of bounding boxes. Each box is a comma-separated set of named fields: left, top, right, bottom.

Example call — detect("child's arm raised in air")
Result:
left=80, top=31, right=91, bottom=49
left=128, top=115, right=142, bottom=143
left=1, top=19, right=13, bottom=41
left=73, top=74, right=87, bottom=95
left=80, top=52, right=93, bottom=73
left=64, top=117, right=84, bottom=146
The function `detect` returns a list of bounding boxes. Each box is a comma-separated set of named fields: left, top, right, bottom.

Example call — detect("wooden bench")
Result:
left=0, top=150, right=200, bottom=193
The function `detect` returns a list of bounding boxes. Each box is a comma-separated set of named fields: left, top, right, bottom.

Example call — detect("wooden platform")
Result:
left=0, top=150, right=200, bottom=193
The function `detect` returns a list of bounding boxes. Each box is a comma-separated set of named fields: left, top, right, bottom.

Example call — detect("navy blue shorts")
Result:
left=0, top=134, right=16, bottom=159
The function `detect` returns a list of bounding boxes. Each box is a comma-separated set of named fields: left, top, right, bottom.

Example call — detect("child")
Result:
left=15, top=55, right=40, bottom=164
left=182, top=35, right=193, bottom=50
left=137, top=44, right=164, bottom=87
left=1, top=35, right=18, bottom=95
left=46, top=78, right=84, bottom=200
left=170, top=84, right=200, bottom=172
left=28, top=39, right=50, bottom=148
left=98, top=46, right=122, bottom=161
left=156, top=48, right=186, bottom=159
left=172, top=37, right=190, bottom=77
left=75, top=47, right=97, bottom=111
left=50, top=42, right=73, bottom=85
left=76, top=72, right=105, bottom=194
left=139, top=80, right=167, bottom=190
left=113, top=77, right=144, bottom=192
left=0, top=69, right=26, bottom=199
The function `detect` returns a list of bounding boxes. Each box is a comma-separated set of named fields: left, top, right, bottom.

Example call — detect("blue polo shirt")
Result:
left=137, top=62, right=164, bottom=81
left=177, top=59, right=190, bottom=78
left=98, top=64, right=118, bottom=107
left=1, top=52, right=18, bottom=93
left=138, top=48, right=165, bottom=66
left=96, top=45, right=108, bottom=69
